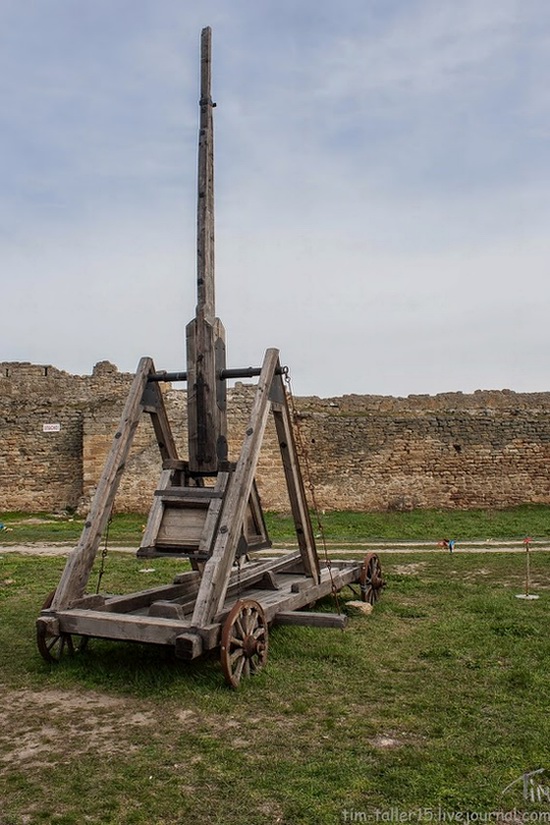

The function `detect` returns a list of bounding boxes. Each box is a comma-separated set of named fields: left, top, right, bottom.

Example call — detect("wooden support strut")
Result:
left=191, top=348, right=281, bottom=626
left=50, top=358, right=156, bottom=610
left=271, top=374, right=320, bottom=582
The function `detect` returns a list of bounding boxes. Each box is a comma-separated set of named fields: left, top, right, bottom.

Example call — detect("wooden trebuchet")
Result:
left=36, top=27, right=383, bottom=688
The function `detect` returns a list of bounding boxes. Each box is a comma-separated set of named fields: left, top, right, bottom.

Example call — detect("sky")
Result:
left=1, top=0, right=550, bottom=397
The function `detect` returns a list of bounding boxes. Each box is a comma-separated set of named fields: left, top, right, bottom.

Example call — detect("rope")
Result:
left=95, top=515, right=112, bottom=594
left=282, top=369, right=342, bottom=616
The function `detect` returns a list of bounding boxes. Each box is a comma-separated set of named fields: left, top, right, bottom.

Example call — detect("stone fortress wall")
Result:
left=1, top=360, right=549, bottom=514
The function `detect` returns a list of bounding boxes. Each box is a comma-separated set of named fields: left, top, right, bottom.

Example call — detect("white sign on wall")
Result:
left=42, top=423, right=61, bottom=433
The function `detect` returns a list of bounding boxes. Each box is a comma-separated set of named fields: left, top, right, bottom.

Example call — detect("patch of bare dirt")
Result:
left=369, top=733, right=403, bottom=749
left=394, top=562, right=427, bottom=576
left=0, top=686, right=157, bottom=772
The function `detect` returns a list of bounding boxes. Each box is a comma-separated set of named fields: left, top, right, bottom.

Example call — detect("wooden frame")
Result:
left=36, top=26, right=382, bottom=686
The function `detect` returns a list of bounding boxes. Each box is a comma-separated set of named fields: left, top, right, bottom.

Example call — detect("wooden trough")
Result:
left=36, top=28, right=384, bottom=688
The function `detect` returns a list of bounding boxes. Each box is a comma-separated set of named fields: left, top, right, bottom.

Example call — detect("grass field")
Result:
left=1, top=535, right=549, bottom=825
left=1, top=503, right=550, bottom=545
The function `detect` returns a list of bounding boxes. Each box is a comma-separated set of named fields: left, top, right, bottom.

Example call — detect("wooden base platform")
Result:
left=38, top=554, right=363, bottom=661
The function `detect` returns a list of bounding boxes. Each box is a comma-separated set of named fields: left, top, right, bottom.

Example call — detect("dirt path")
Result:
left=2, top=542, right=549, bottom=556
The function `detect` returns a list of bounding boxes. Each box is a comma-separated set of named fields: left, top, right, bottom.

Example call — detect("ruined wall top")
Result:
left=1, top=361, right=549, bottom=412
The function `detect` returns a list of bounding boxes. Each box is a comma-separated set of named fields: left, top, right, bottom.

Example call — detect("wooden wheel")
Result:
left=220, top=599, right=268, bottom=688
left=359, top=553, right=385, bottom=605
left=36, top=590, right=89, bottom=664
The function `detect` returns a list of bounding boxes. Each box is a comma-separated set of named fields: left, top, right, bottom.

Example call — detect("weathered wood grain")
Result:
left=273, top=611, right=348, bottom=629
left=186, top=27, right=227, bottom=472
left=271, top=374, right=320, bottom=583
left=57, top=610, right=190, bottom=646
left=51, top=357, right=154, bottom=610
left=191, top=349, right=280, bottom=626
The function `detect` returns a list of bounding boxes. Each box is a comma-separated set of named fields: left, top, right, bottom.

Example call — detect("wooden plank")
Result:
left=57, top=610, right=190, bottom=646
left=51, top=357, right=154, bottom=610
left=102, top=579, right=199, bottom=614
left=144, top=380, right=179, bottom=462
left=162, top=459, right=188, bottom=471
left=172, top=549, right=302, bottom=586
left=70, top=594, right=106, bottom=610
left=273, top=611, right=348, bottom=629
left=155, top=487, right=222, bottom=500
left=196, top=471, right=229, bottom=556
left=192, top=349, right=280, bottom=626
left=149, top=601, right=187, bottom=620
left=156, top=507, right=207, bottom=546
left=217, top=560, right=363, bottom=624
left=271, top=373, right=320, bottom=583
left=139, top=468, right=172, bottom=552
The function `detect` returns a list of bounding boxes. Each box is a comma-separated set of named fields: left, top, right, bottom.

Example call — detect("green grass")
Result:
left=268, top=504, right=550, bottom=541
left=1, top=504, right=550, bottom=546
left=1, top=548, right=549, bottom=824
left=0, top=512, right=146, bottom=545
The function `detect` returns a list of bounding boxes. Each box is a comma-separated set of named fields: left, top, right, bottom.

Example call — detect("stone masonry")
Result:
left=1, top=360, right=549, bottom=514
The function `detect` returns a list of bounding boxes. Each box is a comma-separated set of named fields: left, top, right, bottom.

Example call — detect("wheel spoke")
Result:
left=220, top=599, right=269, bottom=688
left=229, top=648, right=244, bottom=664
left=233, top=655, right=245, bottom=684
left=243, top=608, right=254, bottom=635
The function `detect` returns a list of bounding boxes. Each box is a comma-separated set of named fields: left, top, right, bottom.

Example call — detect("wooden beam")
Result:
left=191, top=349, right=280, bottom=626
left=143, top=380, right=179, bottom=462
left=196, top=25, right=215, bottom=324
left=196, top=471, right=229, bottom=557
left=51, top=357, right=154, bottom=610
left=273, top=611, right=348, bottom=629
left=271, top=374, right=320, bottom=583
left=103, top=576, right=200, bottom=614
left=186, top=317, right=227, bottom=472
left=57, top=610, right=189, bottom=646
left=139, top=468, right=172, bottom=553
left=187, top=27, right=227, bottom=472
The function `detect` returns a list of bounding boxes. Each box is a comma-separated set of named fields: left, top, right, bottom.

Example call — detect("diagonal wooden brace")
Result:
left=51, top=357, right=155, bottom=610
left=191, top=348, right=280, bottom=626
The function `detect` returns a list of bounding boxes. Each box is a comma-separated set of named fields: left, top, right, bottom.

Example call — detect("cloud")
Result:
left=1, top=0, right=550, bottom=398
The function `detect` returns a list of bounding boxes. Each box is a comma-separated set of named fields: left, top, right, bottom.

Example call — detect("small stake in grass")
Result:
left=515, top=537, right=539, bottom=601
left=438, top=538, right=456, bottom=554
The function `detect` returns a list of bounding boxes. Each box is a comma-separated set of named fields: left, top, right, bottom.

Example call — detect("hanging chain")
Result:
left=95, top=515, right=112, bottom=594
left=282, top=369, right=342, bottom=615
left=237, top=554, right=242, bottom=600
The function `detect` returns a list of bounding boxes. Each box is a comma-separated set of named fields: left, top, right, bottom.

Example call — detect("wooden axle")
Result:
left=148, top=365, right=287, bottom=383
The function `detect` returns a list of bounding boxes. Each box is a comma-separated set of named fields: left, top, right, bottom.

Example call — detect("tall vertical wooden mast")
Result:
left=186, top=26, right=227, bottom=473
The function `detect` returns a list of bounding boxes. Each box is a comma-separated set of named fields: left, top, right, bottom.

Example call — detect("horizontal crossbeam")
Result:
left=148, top=365, right=287, bottom=383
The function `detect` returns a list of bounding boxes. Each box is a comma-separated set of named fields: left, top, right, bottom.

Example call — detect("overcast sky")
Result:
left=1, top=0, right=549, bottom=397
